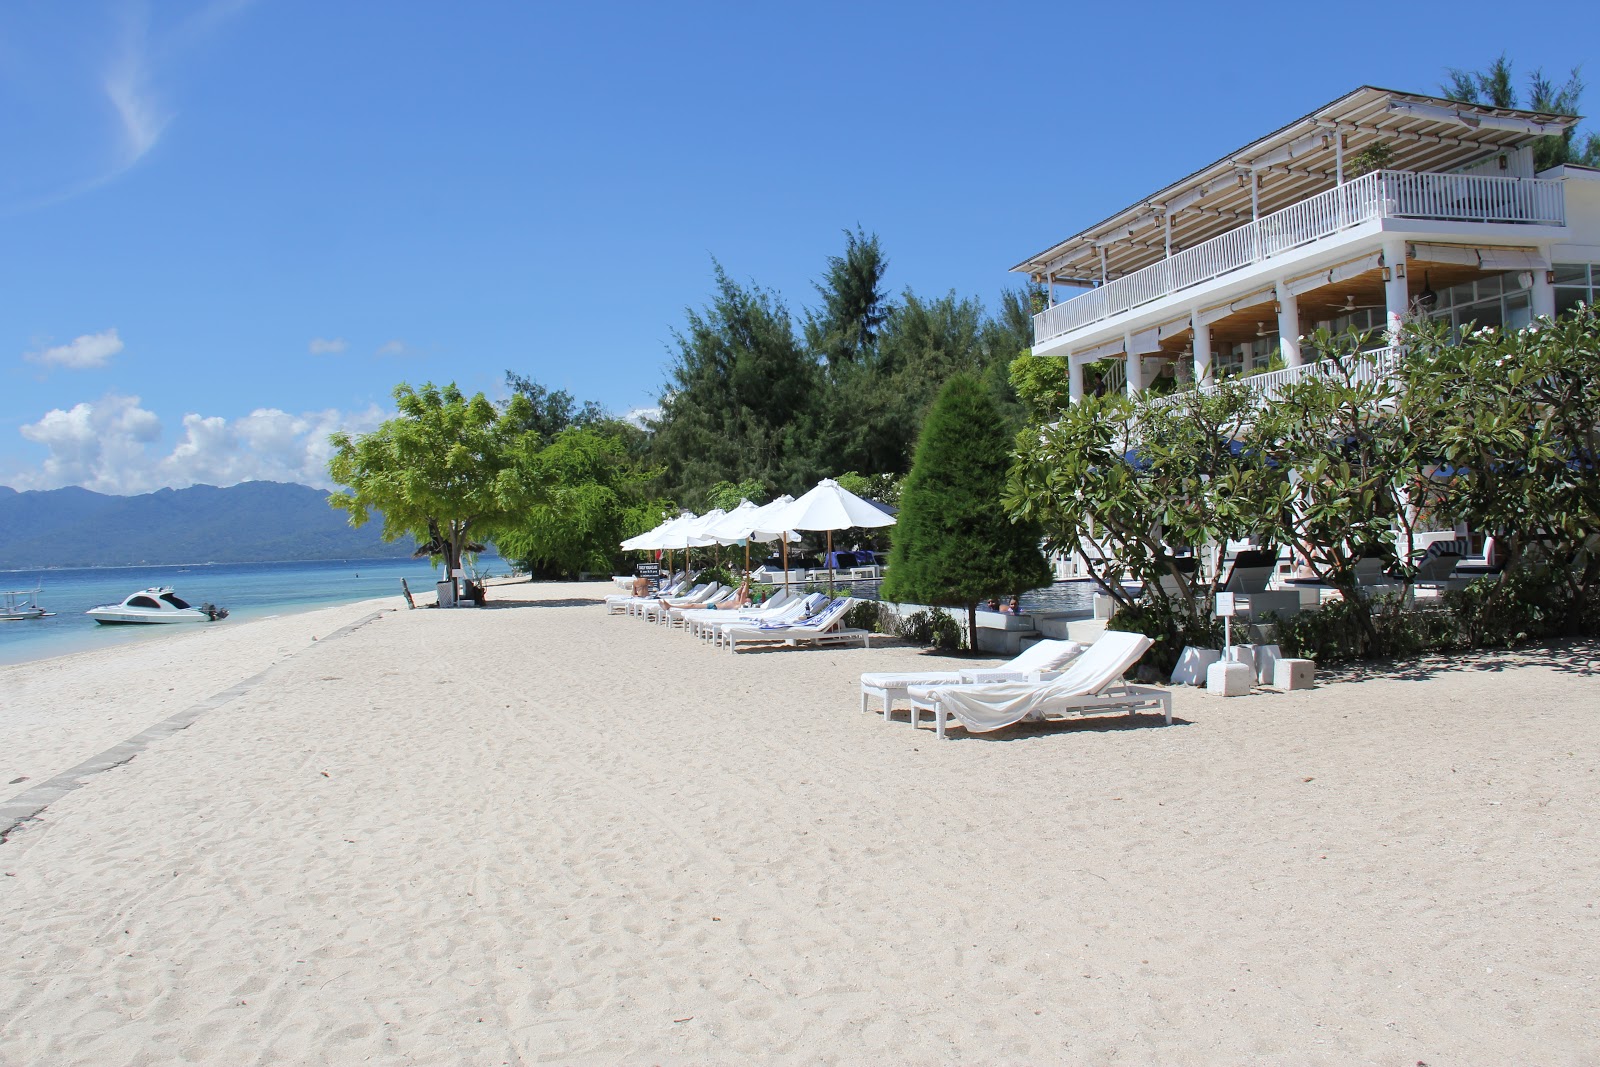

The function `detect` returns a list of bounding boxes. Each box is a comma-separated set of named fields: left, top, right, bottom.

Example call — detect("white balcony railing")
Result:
left=1035, top=170, right=1566, bottom=345
left=1148, top=346, right=1401, bottom=410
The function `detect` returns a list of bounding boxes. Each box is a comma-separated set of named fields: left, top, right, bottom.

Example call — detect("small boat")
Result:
left=86, top=587, right=229, bottom=625
left=1, top=587, right=55, bottom=622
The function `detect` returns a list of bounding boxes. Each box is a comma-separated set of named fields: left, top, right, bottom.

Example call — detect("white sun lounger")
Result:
left=907, top=631, right=1169, bottom=739
left=644, top=584, right=727, bottom=624
left=723, top=598, right=868, bottom=654
left=704, top=594, right=825, bottom=647
left=681, top=589, right=798, bottom=640
left=859, top=638, right=1087, bottom=720
left=605, top=574, right=690, bottom=614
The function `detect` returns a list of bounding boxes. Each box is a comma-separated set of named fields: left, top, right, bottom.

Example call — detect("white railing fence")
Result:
left=1147, top=345, right=1401, bottom=411
left=1035, top=171, right=1565, bottom=344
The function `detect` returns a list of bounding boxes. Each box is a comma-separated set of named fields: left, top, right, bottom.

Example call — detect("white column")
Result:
left=1277, top=285, right=1302, bottom=366
left=1193, top=318, right=1213, bottom=384
left=1382, top=237, right=1409, bottom=341
left=1125, top=338, right=1142, bottom=398
left=1069, top=356, right=1085, bottom=404
left=1531, top=266, right=1556, bottom=321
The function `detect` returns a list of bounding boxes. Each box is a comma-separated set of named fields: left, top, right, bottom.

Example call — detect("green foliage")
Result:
left=651, top=264, right=824, bottom=507
left=835, top=471, right=902, bottom=510
left=503, top=373, right=606, bottom=439
left=1442, top=54, right=1599, bottom=168
left=1106, top=601, right=1222, bottom=677
left=1270, top=598, right=1455, bottom=664
left=882, top=375, right=1052, bottom=647
left=327, top=382, right=545, bottom=571
left=705, top=479, right=767, bottom=512
left=843, top=599, right=892, bottom=634
left=1444, top=564, right=1595, bottom=647
left=1346, top=140, right=1395, bottom=177
left=495, top=426, right=670, bottom=579
left=895, top=607, right=962, bottom=650
left=803, top=228, right=891, bottom=374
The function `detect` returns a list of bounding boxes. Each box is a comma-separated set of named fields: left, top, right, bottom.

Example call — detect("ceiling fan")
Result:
left=1337, top=293, right=1384, bottom=313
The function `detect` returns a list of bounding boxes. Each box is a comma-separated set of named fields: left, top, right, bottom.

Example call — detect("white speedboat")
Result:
left=87, top=587, right=228, bottom=625
left=1, top=587, right=55, bottom=621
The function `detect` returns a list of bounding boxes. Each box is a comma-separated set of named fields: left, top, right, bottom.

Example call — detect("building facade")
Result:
left=1013, top=87, right=1600, bottom=403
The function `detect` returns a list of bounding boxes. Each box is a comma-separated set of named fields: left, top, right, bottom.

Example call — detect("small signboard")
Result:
left=635, top=563, right=661, bottom=578
left=1214, top=592, right=1236, bottom=618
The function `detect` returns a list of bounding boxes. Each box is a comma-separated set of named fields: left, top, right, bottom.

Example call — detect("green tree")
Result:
left=1254, top=334, right=1430, bottom=655
left=803, top=228, right=891, bottom=375
left=1442, top=55, right=1600, bottom=168
left=1402, top=307, right=1600, bottom=632
left=705, top=479, right=767, bottom=511
left=327, top=382, right=545, bottom=578
left=651, top=264, right=824, bottom=506
left=495, top=426, right=671, bottom=579
left=503, top=373, right=606, bottom=439
left=882, top=374, right=1052, bottom=647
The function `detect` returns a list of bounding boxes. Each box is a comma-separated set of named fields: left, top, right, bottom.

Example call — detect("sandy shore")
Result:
left=1, top=581, right=1596, bottom=1065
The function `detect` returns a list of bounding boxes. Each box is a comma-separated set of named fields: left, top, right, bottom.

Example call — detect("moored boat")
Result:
left=1, top=587, right=55, bottom=621
left=86, top=587, right=228, bottom=625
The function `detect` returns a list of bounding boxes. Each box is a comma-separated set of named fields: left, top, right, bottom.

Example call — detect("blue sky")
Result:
left=1, top=0, right=1593, bottom=493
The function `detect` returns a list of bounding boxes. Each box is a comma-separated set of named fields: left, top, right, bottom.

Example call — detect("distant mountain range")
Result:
left=0, top=482, right=417, bottom=569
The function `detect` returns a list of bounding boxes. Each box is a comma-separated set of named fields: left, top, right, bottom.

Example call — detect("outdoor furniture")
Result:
left=859, top=639, right=1086, bottom=720
left=723, top=598, right=868, bottom=654
left=1221, top=549, right=1278, bottom=593
left=906, top=632, right=1167, bottom=739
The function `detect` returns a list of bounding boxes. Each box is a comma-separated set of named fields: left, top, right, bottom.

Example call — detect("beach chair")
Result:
left=906, top=631, right=1168, bottom=739
left=1155, top=556, right=1201, bottom=599
left=706, top=593, right=825, bottom=647
left=723, top=598, right=868, bottom=654
left=667, top=584, right=749, bottom=628
left=1221, top=549, right=1278, bottom=594
left=645, top=584, right=727, bottom=624
left=682, top=589, right=797, bottom=640
left=607, top=575, right=691, bottom=615
left=859, top=638, right=1087, bottom=720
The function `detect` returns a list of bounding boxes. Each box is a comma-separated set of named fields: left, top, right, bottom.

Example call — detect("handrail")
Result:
left=1035, top=171, right=1566, bottom=345
left=1147, top=346, right=1400, bottom=410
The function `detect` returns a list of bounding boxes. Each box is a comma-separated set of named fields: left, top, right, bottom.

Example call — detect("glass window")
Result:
left=128, top=596, right=160, bottom=609
left=1553, top=263, right=1590, bottom=286
left=1556, top=288, right=1588, bottom=316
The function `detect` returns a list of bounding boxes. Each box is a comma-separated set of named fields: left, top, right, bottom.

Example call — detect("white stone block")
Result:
left=1205, top=660, right=1254, bottom=697
left=1171, top=646, right=1221, bottom=686
left=1093, top=593, right=1116, bottom=620
left=1225, top=644, right=1256, bottom=675
left=1253, top=643, right=1283, bottom=685
left=1273, top=658, right=1316, bottom=690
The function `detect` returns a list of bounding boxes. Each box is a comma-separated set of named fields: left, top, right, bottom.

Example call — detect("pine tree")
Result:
left=881, top=374, right=1053, bottom=648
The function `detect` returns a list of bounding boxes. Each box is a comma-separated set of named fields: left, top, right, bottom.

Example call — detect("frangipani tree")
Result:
left=327, top=382, right=546, bottom=580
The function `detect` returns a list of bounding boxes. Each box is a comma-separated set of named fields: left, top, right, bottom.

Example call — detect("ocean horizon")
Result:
left=0, top=555, right=508, bottom=667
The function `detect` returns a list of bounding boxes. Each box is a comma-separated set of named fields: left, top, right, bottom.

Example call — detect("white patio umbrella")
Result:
left=768, top=479, right=896, bottom=591
left=619, top=512, right=686, bottom=552
left=659, top=508, right=727, bottom=572
left=706, top=498, right=801, bottom=578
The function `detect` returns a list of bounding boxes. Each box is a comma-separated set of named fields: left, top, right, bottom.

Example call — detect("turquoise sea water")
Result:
left=0, top=555, right=506, bottom=667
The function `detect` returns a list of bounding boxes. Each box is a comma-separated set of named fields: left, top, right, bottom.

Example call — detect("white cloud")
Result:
left=308, top=337, right=348, bottom=355
left=624, top=406, right=660, bottom=428
left=375, top=339, right=419, bottom=358
left=25, top=328, right=125, bottom=370
left=10, top=394, right=387, bottom=494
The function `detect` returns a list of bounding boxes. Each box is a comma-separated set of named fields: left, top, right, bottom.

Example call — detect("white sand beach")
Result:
left=2, top=580, right=1597, bottom=1065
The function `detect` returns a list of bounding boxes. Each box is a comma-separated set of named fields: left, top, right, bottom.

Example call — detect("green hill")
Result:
left=0, top=482, right=417, bottom=568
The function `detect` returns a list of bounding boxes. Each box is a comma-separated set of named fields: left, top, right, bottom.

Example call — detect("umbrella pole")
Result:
left=827, top=529, right=835, bottom=595
left=782, top=537, right=789, bottom=594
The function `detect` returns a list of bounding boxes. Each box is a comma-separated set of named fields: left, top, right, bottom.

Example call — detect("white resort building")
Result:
left=1013, top=86, right=1600, bottom=403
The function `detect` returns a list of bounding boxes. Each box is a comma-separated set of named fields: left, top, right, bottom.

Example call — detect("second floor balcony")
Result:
left=1032, top=169, right=1566, bottom=347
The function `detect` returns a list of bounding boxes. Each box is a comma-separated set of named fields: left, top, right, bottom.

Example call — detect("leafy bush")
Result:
left=1107, top=601, right=1222, bottom=676
left=1272, top=597, right=1458, bottom=663
left=1445, top=569, right=1576, bottom=647
left=843, top=600, right=892, bottom=634
left=896, top=608, right=962, bottom=650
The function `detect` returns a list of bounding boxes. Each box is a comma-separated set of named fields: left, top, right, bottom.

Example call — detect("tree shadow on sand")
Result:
left=1313, top=637, right=1600, bottom=685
